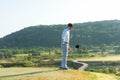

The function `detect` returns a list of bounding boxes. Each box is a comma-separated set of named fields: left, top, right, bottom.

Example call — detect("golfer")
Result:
left=60, top=23, right=73, bottom=70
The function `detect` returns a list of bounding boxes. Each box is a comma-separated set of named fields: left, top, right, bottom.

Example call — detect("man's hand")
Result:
left=68, top=45, right=71, bottom=51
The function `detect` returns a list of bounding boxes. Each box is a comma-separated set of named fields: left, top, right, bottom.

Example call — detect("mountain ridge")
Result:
left=0, top=20, right=120, bottom=48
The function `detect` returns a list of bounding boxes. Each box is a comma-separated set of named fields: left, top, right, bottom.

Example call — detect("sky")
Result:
left=0, top=0, right=120, bottom=38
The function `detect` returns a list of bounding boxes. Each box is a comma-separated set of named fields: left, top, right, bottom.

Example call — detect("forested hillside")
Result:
left=0, top=20, right=120, bottom=48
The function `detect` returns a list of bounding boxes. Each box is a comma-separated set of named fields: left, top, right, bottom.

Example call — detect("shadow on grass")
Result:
left=0, top=69, right=59, bottom=78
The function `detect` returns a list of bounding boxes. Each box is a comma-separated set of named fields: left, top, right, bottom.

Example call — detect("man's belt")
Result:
left=62, top=42, right=69, bottom=44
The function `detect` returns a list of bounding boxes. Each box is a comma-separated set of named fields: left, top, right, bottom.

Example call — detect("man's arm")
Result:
left=61, top=29, right=66, bottom=44
left=61, top=39, right=64, bottom=44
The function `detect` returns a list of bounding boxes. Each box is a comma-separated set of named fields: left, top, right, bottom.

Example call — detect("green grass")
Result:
left=0, top=67, right=117, bottom=80
left=14, top=54, right=29, bottom=57
left=78, top=54, right=120, bottom=75
left=80, top=54, right=120, bottom=62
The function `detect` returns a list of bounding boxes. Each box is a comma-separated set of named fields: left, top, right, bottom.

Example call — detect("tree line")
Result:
left=0, top=20, right=120, bottom=48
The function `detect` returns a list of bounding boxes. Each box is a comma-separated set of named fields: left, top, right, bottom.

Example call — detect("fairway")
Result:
left=80, top=55, right=120, bottom=62
left=0, top=67, right=117, bottom=80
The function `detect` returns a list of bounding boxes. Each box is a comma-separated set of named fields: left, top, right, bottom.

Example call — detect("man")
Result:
left=60, top=23, right=73, bottom=70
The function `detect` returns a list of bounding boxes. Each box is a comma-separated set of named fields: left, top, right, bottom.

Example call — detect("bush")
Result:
left=1, top=61, right=35, bottom=67
left=87, top=67, right=116, bottom=74
left=0, top=65, right=3, bottom=68
left=22, top=61, right=35, bottom=67
left=103, top=68, right=110, bottom=74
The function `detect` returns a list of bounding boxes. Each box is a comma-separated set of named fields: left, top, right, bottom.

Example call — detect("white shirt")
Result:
left=61, top=28, right=70, bottom=44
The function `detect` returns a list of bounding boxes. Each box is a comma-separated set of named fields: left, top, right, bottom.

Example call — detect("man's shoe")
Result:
left=59, top=66, right=69, bottom=70
left=62, top=68, right=69, bottom=70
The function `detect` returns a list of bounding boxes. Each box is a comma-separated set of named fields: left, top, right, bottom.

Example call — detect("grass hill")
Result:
left=0, top=67, right=117, bottom=80
left=0, top=20, right=120, bottom=48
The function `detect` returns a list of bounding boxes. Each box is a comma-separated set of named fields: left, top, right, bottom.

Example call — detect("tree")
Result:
left=100, top=44, right=108, bottom=54
left=76, top=44, right=89, bottom=54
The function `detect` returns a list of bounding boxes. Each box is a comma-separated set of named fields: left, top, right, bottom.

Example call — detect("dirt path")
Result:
left=72, top=60, right=88, bottom=70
